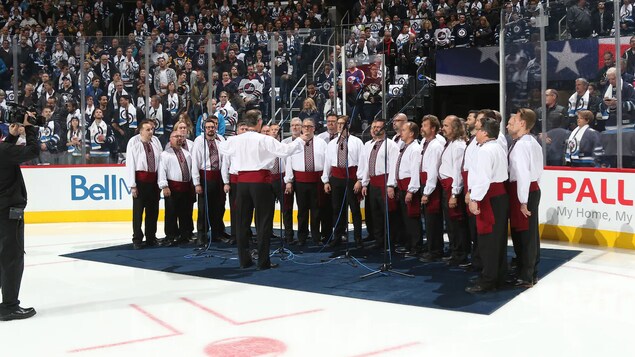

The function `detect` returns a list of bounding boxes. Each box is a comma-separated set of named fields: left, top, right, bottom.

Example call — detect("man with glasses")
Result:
left=192, top=117, right=228, bottom=247
left=322, top=116, right=365, bottom=248
left=159, top=131, right=194, bottom=247
left=285, top=118, right=327, bottom=246
left=125, top=120, right=161, bottom=249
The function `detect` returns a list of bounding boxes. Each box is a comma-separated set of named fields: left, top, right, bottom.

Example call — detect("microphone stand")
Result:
left=271, top=129, right=293, bottom=259
left=361, top=116, right=414, bottom=279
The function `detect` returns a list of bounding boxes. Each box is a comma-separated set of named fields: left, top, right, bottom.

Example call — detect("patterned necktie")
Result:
left=143, top=141, right=155, bottom=172
left=337, top=136, right=347, bottom=168
left=439, top=141, right=450, bottom=170
left=304, top=139, right=314, bottom=172
left=174, top=148, right=190, bottom=181
left=461, top=136, right=474, bottom=171
left=396, top=142, right=410, bottom=181
left=272, top=158, right=280, bottom=174
left=330, top=132, right=337, bottom=142
left=208, top=137, right=219, bottom=170
left=368, top=139, right=383, bottom=176
left=508, top=138, right=518, bottom=160
left=419, top=139, right=430, bottom=172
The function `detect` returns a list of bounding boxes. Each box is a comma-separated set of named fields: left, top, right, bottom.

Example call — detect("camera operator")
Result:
left=0, top=112, right=39, bottom=321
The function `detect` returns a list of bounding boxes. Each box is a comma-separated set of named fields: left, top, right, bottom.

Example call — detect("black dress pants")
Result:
left=271, top=179, right=294, bottom=241
left=510, top=190, right=541, bottom=282
left=0, top=210, right=24, bottom=309
left=330, top=177, right=362, bottom=242
left=132, top=182, right=159, bottom=243
left=165, top=190, right=194, bottom=241
left=477, top=194, right=509, bottom=288
left=440, top=188, right=470, bottom=262
left=236, top=182, right=275, bottom=268
left=196, top=178, right=225, bottom=242
left=295, top=182, right=321, bottom=243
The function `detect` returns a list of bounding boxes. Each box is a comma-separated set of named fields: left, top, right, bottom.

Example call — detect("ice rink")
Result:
left=1, top=222, right=634, bottom=357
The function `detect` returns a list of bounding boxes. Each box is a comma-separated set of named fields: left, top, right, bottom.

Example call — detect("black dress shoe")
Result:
left=132, top=242, right=143, bottom=250
left=257, top=263, right=279, bottom=270
left=145, top=239, right=158, bottom=247
left=465, top=284, right=496, bottom=293
left=419, top=253, right=442, bottom=263
left=0, top=306, right=36, bottom=321
left=240, top=260, right=254, bottom=269
left=512, top=279, right=534, bottom=288
left=220, top=231, right=231, bottom=239
left=362, top=236, right=374, bottom=242
left=395, top=246, right=408, bottom=254
left=355, top=240, right=364, bottom=249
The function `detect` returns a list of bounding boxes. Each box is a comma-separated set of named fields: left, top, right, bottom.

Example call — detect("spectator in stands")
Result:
left=306, top=82, right=325, bottom=115
left=567, top=0, right=592, bottom=39
left=621, top=0, right=635, bottom=35
left=534, top=89, right=568, bottom=135
left=593, top=1, right=614, bottom=37
left=597, top=51, right=615, bottom=91
left=85, top=107, right=115, bottom=164
left=65, top=116, right=83, bottom=164
left=565, top=110, right=604, bottom=167
left=474, top=16, right=494, bottom=47
left=38, top=106, right=62, bottom=165
left=599, top=67, right=635, bottom=131
left=623, top=36, right=635, bottom=75
left=299, top=98, right=322, bottom=130
left=568, top=78, right=601, bottom=130
left=377, top=30, right=397, bottom=82
left=452, top=13, right=473, bottom=48
left=153, top=57, right=176, bottom=97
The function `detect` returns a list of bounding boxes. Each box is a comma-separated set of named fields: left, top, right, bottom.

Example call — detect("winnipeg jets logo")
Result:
left=458, top=28, right=467, bottom=37
left=243, top=82, right=256, bottom=94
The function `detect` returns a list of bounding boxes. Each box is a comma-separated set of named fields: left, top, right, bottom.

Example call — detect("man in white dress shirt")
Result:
left=323, top=116, right=365, bottom=248
left=506, top=108, right=544, bottom=287
left=191, top=116, right=228, bottom=246
left=439, top=115, right=469, bottom=265
left=125, top=120, right=162, bottom=249
left=466, top=117, right=509, bottom=293
left=418, top=115, right=446, bottom=262
left=388, top=121, right=423, bottom=255
left=361, top=119, right=400, bottom=249
left=159, top=131, right=195, bottom=246
left=285, top=118, right=328, bottom=246
left=217, top=110, right=308, bottom=269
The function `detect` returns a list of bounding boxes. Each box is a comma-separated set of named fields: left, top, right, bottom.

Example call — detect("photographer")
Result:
left=0, top=113, right=39, bottom=321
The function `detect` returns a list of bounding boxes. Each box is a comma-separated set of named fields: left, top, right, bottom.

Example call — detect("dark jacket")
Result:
left=0, top=125, right=39, bottom=211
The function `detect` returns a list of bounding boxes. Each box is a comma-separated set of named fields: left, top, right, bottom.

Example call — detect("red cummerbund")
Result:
left=420, top=172, right=441, bottom=214
left=397, top=178, right=420, bottom=217
left=230, top=174, right=238, bottom=184
left=293, top=170, right=322, bottom=183
left=475, top=182, right=507, bottom=235
left=136, top=171, right=157, bottom=184
left=270, top=173, right=284, bottom=183
left=199, top=169, right=221, bottom=182
left=396, top=177, right=411, bottom=192
left=369, top=174, right=388, bottom=188
left=506, top=181, right=540, bottom=232
left=439, top=177, right=465, bottom=220
left=168, top=179, right=193, bottom=193
left=238, top=170, right=270, bottom=183
left=331, top=166, right=358, bottom=180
